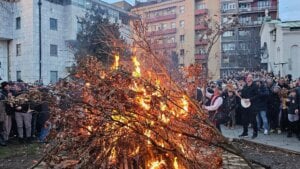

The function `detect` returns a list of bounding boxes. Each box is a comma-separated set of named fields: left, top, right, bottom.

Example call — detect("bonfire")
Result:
left=37, top=52, right=248, bottom=169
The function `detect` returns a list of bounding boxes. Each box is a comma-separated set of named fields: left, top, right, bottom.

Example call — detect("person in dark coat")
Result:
left=268, top=85, right=281, bottom=133
left=286, top=89, right=300, bottom=139
left=239, top=74, right=260, bottom=139
left=256, top=80, right=270, bottom=135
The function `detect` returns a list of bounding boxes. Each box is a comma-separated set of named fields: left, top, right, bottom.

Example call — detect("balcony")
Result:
left=151, top=43, right=177, bottom=50
left=195, top=39, right=208, bottom=46
left=239, top=6, right=277, bottom=13
left=195, top=24, right=208, bottom=31
left=195, top=54, right=208, bottom=60
left=145, top=14, right=176, bottom=23
left=146, top=28, right=177, bottom=37
left=195, top=9, right=208, bottom=15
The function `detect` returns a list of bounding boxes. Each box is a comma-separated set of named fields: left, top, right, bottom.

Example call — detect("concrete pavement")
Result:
left=221, top=125, right=300, bottom=153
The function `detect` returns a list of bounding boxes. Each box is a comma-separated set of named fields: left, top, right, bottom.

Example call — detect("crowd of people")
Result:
left=0, top=81, right=51, bottom=146
left=201, top=71, right=300, bottom=140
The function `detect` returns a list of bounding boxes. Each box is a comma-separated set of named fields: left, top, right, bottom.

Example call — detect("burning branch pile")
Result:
left=44, top=54, right=244, bottom=169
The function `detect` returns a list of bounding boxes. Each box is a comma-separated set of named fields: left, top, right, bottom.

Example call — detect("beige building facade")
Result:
left=131, top=0, right=220, bottom=80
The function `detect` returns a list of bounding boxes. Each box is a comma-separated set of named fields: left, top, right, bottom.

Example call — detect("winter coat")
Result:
left=0, top=102, right=5, bottom=122
left=241, top=83, right=259, bottom=110
left=256, top=85, right=269, bottom=111
left=223, top=95, right=237, bottom=113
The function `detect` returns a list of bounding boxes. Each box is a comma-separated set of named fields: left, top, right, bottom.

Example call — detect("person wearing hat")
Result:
left=204, top=86, right=225, bottom=132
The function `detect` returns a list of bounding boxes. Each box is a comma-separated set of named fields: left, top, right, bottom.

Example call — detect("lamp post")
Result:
left=38, top=0, right=42, bottom=83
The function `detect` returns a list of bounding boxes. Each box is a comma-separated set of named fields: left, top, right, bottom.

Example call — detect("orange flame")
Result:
left=160, top=113, right=170, bottom=124
left=180, top=95, right=189, bottom=116
left=112, top=55, right=119, bottom=70
left=130, top=146, right=140, bottom=157
left=132, top=56, right=141, bottom=77
left=173, top=157, right=179, bottom=169
left=149, top=160, right=166, bottom=169
left=109, top=147, right=117, bottom=164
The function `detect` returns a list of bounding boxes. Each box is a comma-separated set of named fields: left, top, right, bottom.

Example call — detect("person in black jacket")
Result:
left=268, top=85, right=281, bottom=133
left=256, top=80, right=270, bottom=135
left=239, top=74, right=260, bottom=139
left=286, top=89, right=300, bottom=139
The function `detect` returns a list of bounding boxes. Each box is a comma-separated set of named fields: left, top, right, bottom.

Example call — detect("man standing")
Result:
left=239, top=74, right=259, bottom=139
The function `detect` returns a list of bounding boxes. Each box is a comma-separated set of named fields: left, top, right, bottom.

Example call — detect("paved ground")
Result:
left=221, top=125, right=300, bottom=153
left=222, top=151, right=264, bottom=169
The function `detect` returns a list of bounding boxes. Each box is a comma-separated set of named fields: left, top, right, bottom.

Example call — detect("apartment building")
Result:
left=131, top=0, right=221, bottom=80
left=0, top=0, right=132, bottom=84
left=220, top=0, right=277, bottom=77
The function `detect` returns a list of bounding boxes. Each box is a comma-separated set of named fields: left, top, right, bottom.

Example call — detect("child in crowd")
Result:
left=224, top=85, right=237, bottom=129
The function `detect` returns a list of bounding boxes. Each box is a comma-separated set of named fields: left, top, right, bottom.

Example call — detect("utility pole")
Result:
left=38, top=0, right=42, bottom=83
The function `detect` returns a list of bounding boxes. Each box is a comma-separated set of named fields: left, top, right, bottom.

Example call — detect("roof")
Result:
left=278, top=21, right=300, bottom=28
left=260, top=20, right=300, bottom=35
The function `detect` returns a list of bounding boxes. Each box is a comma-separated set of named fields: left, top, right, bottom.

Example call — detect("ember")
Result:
left=43, top=52, right=245, bottom=169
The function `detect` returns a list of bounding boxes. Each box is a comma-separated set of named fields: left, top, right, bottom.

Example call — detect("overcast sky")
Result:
left=279, top=0, right=300, bottom=21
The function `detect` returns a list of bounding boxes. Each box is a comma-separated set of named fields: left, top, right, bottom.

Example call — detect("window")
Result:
left=179, top=20, right=185, bottom=28
left=16, top=17, right=21, bottom=29
left=170, top=8, right=175, bottom=14
left=16, top=71, right=21, bottom=81
left=16, top=44, right=21, bottom=56
left=50, top=44, right=58, bottom=56
left=239, top=30, right=249, bottom=36
left=179, top=6, right=185, bottom=14
left=239, top=16, right=252, bottom=25
left=196, top=2, right=206, bottom=10
left=180, top=49, right=185, bottom=56
left=222, top=43, right=235, bottom=51
left=171, top=22, right=176, bottom=29
left=169, top=37, right=175, bottom=43
left=50, top=71, right=58, bottom=84
left=222, top=31, right=234, bottom=37
left=239, top=43, right=248, bottom=50
left=162, top=23, right=167, bottom=30
left=239, top=3, right=251, bottom=11
left=50, top=18, right=58, bottom=30
left=222, top=3, right=236, bottom=11
left=180, top=35, right=185, bottom=43
left=258, top=0, right=271, bottom=9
